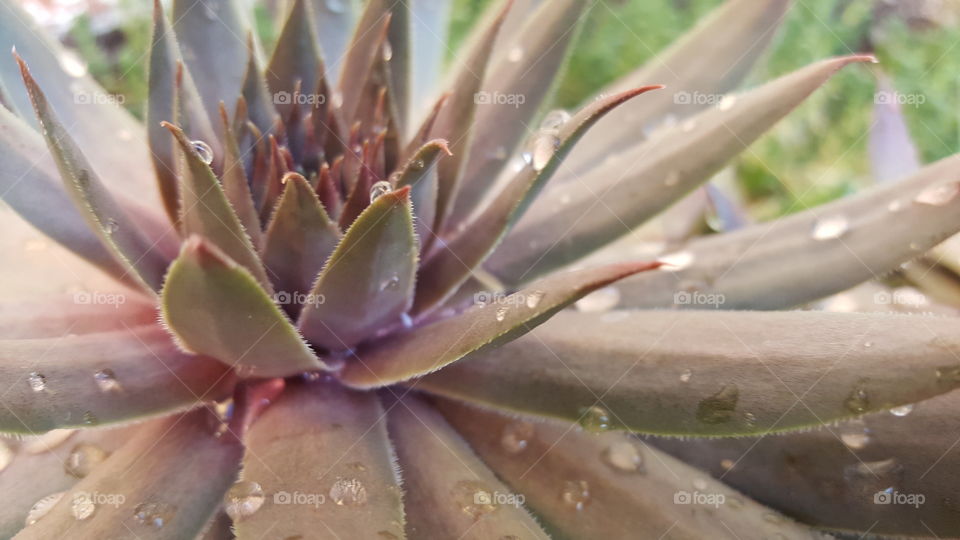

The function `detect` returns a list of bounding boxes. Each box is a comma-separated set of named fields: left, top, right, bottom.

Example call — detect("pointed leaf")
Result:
left=489, top=56, right=874, bottom=286
left=298, top=187, right=417, bottom=350
left=161, top=236, right=327, bottom=378
left=338, top=7, right=391, bottom=123
left=416, top=87, right=662, bottom=312
left=871, top=74, right=921, bottom=184
left=234, top=380, right=404, bottom=538
left=262, top=173, right=341, bottom=297
left=218, top=103, right=263, bottom=249
left=616, top=153, right=960, bottom=310
left=387, top=395, right=549, bottom=540
left=164, top=122, right=270, bottom=288
left=266, top=0, right=325, bottom=120
left=0, top=325, right=234, bottom=433
left=451, top=0, right=588, bottom=220
left=651, top=390, right=960, bottom=537
left=565, top=0, right=792, bottom=173
left=439, top=400, right=825, bottom=540
left=240, top=35, right=279, bottom=135
left=0, top=300, right=156, bottom=339
left=13, top=409, right=242, bottom=540
left=18, top=56, right=169, bottom=293
left=395, top=140, right=451, bottom=247
left=340, top=261, right=660, bottom=389
left=420, top=310, right=960, bottom=436
left=309, top=0, right=359, bottom=85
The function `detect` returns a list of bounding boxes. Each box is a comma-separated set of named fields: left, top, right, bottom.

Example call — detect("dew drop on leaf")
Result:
left=839, top=418, right=870, bottom=450
left=224, top=481, right=265, bottom=521
left=680, top=369, right=693, bottom=383
left=104, top=218, right=119, bottom=235
left=525, top=290, right=544, bottom=309
left=190, top=140, right=214, bottom=165
left=93, top=369, right=120, bottom=392
left=696, top=384, right=739, bottom=424
left=64, top=443, right=108, bottom=478
left=720, top=459, right=735, bottom=471
left=575, top=286, right=620, bottom=313
left=71, top=492, right=97, bottom=521
left=844, top=385, right=870, bottom=414
left=500, top=420, right=535, bottom=454
left=133, top=502, right=177, bottom=529
left=27, top=371, right=46, bottom=392
left=602, top=441, right=644, bottom=473
left=382, top=41, right=393, bottom=62
left=451, top=480, right=497, bottom=520
left=559, top=480, right=591, bottom=511
left=811, top=215, right=849, bottom=241
left=914, top=182, right=960, bottom=206
left=330, top=478, right=367, bottom=506
left=531, top=132, right=559, bottom=172
left=540, top=110, right=571, bottom=130
left=369, top=180, right=392, bottom=203
left=577, top=405, right=611, bottom=432
left=25, top=492, right=65, bottom=526
left=82, top=411, right=99, bottom=426
left=889, top=404, right=914, bottom=417
left=379, top=274, right=401, bottom=291
left=495, top=306, right=509, bottom=322
left=936, top=365, right=960, bottom=382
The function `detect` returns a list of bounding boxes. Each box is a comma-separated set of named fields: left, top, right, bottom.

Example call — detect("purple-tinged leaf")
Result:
left=308, top=0, right=360, bottom=85
left=266, top=0, right=325, bottom=121
left=218, top=103, right=262, bottom=249
left=870, top=73, right=921, bottom=184
left=0, top=300, right=156, bottom=339
left=395, top=140, right=451, bottom=248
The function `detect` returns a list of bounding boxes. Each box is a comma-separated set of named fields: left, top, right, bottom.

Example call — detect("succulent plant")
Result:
left=1, top=0, right=960, bottom=538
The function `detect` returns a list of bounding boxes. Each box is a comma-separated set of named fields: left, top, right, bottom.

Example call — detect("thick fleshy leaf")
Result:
left=340, top=261, right=660, bottom=390
left=419, top=310, right=960, bottom=436
left=870, top=74, right=921, bottom=184
left=416, top=87, right=662, bottom=312
left=615, top=153, right=960, bottom=310
left=14, top=409, right=242, bottom=540
left=0, top=324, right=234, bottom=433
left=651, top=390, right=960, bottom=537
left=489, top=56, right=874, bottom=286
left=18, top=56, right=169, bottom=293
left=298, top=187, right=417, bottom=351
left=428, top=0, right=510, bottom=233
left=172, top=0, right=252, bottom=131
left=0, top=426, right=135, bottom=538
left=266, top=0, right=324, bottom=120
left=262, top=173, right=341, bottom=297
left=564, top=0, right=792, bottom=173
left=387, top=395, right=549, bottom=539
left=338, top=4, right=391, bottom=123
left=240, top=35, right=278, bottom=135
left=309, top=0, right=359, bottom=85
left=395, top=140, right=451, bottom=247
left=408, top=0, right=451, bottom=116
left=450, top=0, right=588, bottom=220
left=0, top=300, right=156, bottom=339
left=161, top=236, right=327, bottom=378
left=233, top=380, right=405, bottom=539
left=165, top=122, right=270, bottom=288
left=438, top=400, right=824, bottom=540
left=218, top=103, right=262, bottom=249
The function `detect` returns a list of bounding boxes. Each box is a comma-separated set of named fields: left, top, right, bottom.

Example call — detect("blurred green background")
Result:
left=69, top=0, right=959, bottom=220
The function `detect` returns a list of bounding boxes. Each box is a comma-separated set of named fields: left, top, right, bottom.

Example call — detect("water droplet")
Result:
left=64, top=443, right=108, bottom=478
left=71, top=492, right=96, bottom=521
left=370, top=180, right=392, bottom=202
left=718, top=95, right=738, bottom=111
left=325, top=0, right=346, bottom=13
left=574, top=286, right=620, bottom=313
left=530, top=133, right=559, bottom=172
left=844, top=385, right=870, bottom=414
left=382, top=41, right=393, bottom=62
left=329, top=478, right=367, bottom=506
left=495, top=306, right=509, bottom=322
left=82, top=411, right=98, bottom=426
left=577, top=405, right=611, bottom=432
left=25, top=492, right=65, bottom=526
left=680, top=369, right=692, bottom=383
left=658, top=250, right=694, bottom=271
left=887, top=199, right=903, bottom=212
left=104, top=218, right=119, bottom=235
left=191, top=140, right=214, bottom=165
left=501, top=421, right=535, bottom=454
left=889, top=404, right=914, bottom=417
left=602, top=441, right=644, bottom=473
left=224, top=481, right=265, bottom=521
left=451, top=480, right=497, bottom=520
left=59, top=51, right=88, bottom=78
left=507, top=46, right=524, bottom=63
left=839, top=418, right=871, bottom=450
left=559, top=480, right=591, bottom=511
left=720, top=459, right=735, bottom=471
left=525, top=290, right=544, bottom=309
left=133, top=501, right=176, bottom=528
left=811, top=215, right=849, bottom=241
left=936, top=365, right=960, bottom=382
left=93, top=369, right=120, bottom=392
left=696, top=384, right=739, bottom=424
left=27, top=372, right=46, bottom=392
left=540, top=110, right=571, bottom=130
left=914, top=183, right=960, bottom=206
left=22, top=429, right=76, bottom=454
left=379, top=274, right=400, bottom=291
left=331, top=91, right=344, bottom=109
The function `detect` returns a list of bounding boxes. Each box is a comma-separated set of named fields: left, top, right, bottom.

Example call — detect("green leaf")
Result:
left=419, top=310, right=960, bottom=436
left=0, top=300, right=156, bottom=339
left=564, top=0, right=792, bottom=173
left=240, top=34, right=279, bottom=135
left=0, top=325, right=234, bottom=433
left=233, top=380, right=405, bottom=539
left=615, top=153, right=960, bottom=310
left=489, top=56, right=874, bottom=286
left=395, top=140, right=451, bottom=248
left=13, top=409, right=242, bottom=539
left=299, top=187, right=417, bottom=351
left=262, top=173, right=341, bottom=297
left=651, top=390, right=960, bottom=537
left=218, top=103, right=263, bottom=250
left=438, top=400, right=824, bottom=540
left=308, top=0, right=359, bottom=85
left=164, top=122, right=270, bottom=288
left=161, top=236, right=328, bottom=378
left=17, top=56, right=170, bottom=293
left=340, top=261, right=660, bottom=390
left=266, top=0, right=325, bottom=121
left=415, top=87, right=662, bottom=313
left=450, top=0, right=588, bottom=221
left=386, top=394, right=549, bottom=540
left=146, top=0, right=183, bottom=224
left=0, top=425, right=136, bottom=538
